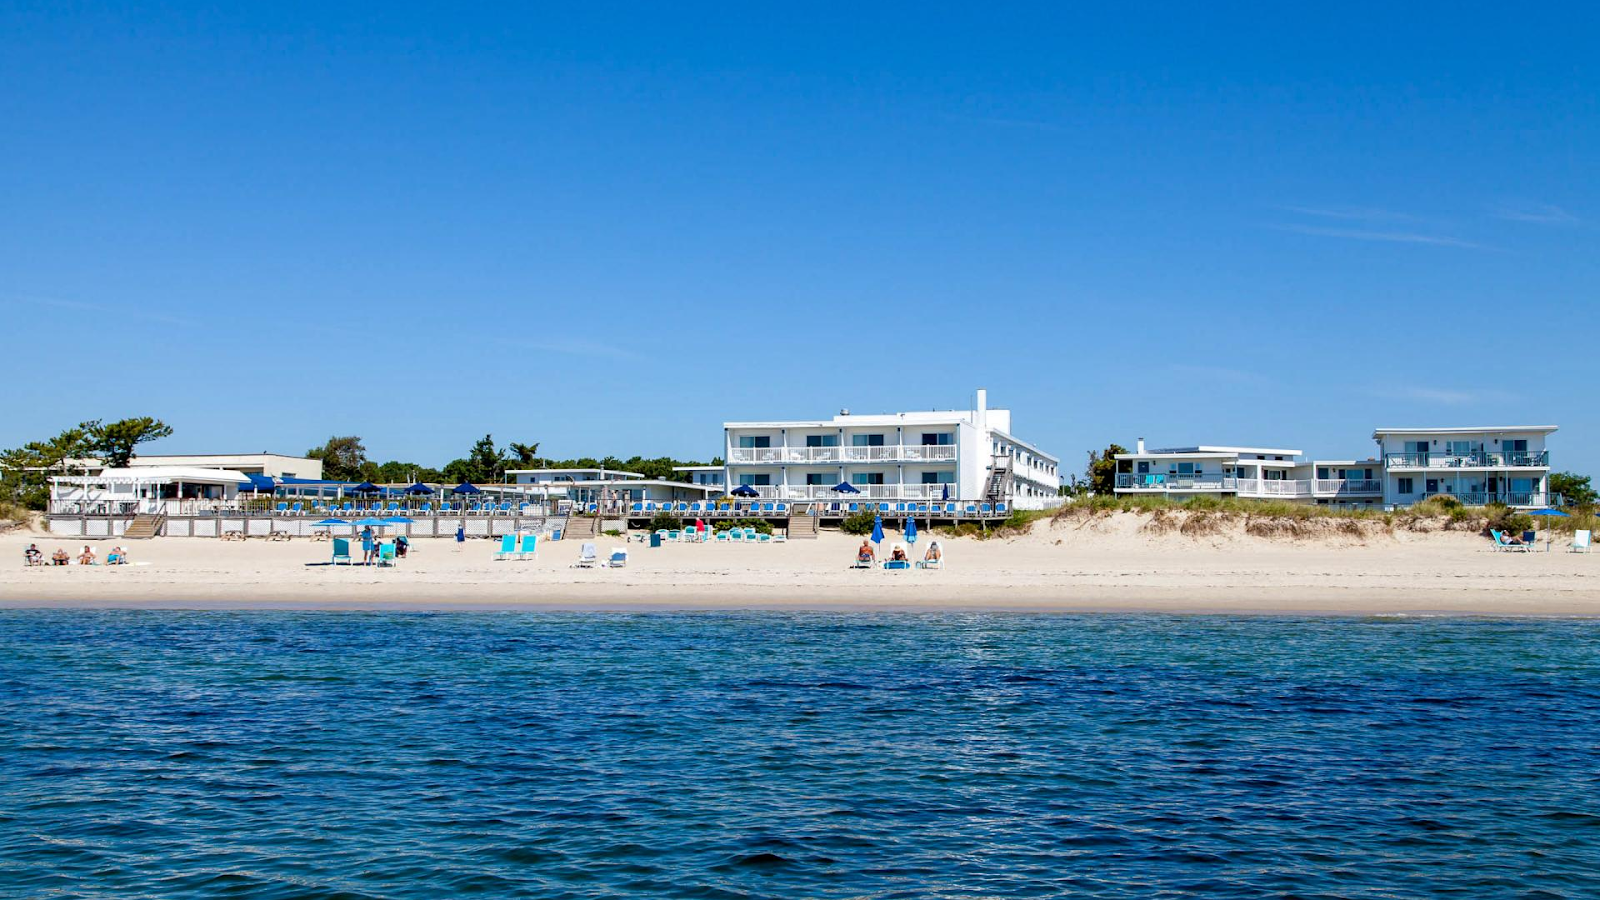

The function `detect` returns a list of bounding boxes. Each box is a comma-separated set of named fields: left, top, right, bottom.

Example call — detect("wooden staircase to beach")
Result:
left=984, top=459, right=1011, bottom=503
left=123, top=513, right=166, bottom=540
left=562, top=515, right=600, bottom=540
left=785, top=512, right=819, bottom=539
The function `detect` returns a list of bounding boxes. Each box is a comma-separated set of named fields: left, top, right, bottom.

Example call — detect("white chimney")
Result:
left=1136, top=437, right=1145, bottom=454
left=975, top=388, right=988, bottom=429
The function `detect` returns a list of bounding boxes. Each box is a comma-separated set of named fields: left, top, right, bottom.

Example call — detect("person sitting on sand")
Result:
left=891, top=545, right=908, bottom=563
left=924, top=541, right=942, bottom=562
left=78, top=545, right=96, bottom=565
left=107, top=546, right=127, bottom=565
left=857, top=540, right=876, bottom=565
left=395, top=535, right=409, bottom=558
left=52, top=548, right=70, bottom=566
left=25, top=544, right=43, bottom=566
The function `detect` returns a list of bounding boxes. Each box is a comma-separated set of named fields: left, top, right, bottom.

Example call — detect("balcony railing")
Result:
left=1415, top=491, right=1558, bottom=508
left=1236, top=479, right=1312, bottom=498
left=727, top=445, right=958, bottom=464
left=1384, top=451, right=1548, bottom=469
left=1313, top=479, right=1384, bottom=495
left=731, top=484, right=958, bottom=501
left=1116, top=474, right=1236, bottom=491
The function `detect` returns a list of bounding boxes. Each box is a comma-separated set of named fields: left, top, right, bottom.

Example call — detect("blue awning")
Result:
left=238, top=473, right=277, bottom=491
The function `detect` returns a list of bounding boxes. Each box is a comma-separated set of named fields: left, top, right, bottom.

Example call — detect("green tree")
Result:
left=306, top=436, right=369, bottom=482
left=1550, top=471, right=1597, bottom=507
left=1085, top=443, right=1128, bottom=496
left=467, top=434, right=508, bottom=483
left=0, top=423, right=97, bottom=509
left=86, top=417, right=173, bottom=468
left=508, top=442, right=541, bottom=466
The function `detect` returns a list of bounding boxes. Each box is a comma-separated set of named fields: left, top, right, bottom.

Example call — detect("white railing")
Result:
left=1314, top=479, right=1383, bottom=495
left=1236, top=479, right=1312, bottom=497
left=1385, top=451, right=1549, bottom=469
left=1116, top=474, right=1235, bottom=491
left=728, top=445, right=959, bottom=464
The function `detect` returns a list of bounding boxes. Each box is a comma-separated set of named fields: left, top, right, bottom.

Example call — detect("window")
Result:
left=851, top=434, right=886, bottom=447
left=1405, top=440, right=1430, bottom=456
left=1137, top=461, right=1150, bottom=474
left=738, top=474, right=770, bottom=486
left=804, top=473, right=832, bottom=486
left=1176, top=462, right=1195, bottom=475
left=1397, top=477, right=1414, bottom=494
left=851, top=472, right=885, bottom=486
left=920, top=471, right=955, bottom=484
left=805, top=434, right=839, bottom=447
left=1505, top=439, right=1528, bottom=452
left=1448, top=440, right=1476, bottom=457
left=1317, top=467, right=1330, bottom=479
left=738, top=436, right=770, bottom=449
left=920, top=432, right=954, bottom=446
left=1425, top=478, right=1439, bottom=494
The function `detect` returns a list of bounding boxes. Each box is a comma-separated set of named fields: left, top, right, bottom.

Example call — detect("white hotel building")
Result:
left=723, top=390, right=1063, bottom=509
left=1113, top=425, right=1558, bottom=508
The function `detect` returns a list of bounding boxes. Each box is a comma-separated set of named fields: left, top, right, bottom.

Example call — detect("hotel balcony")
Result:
left=1115, top=474, right=1236, bottom=491
left=727, top=445, right=958, bottom=464
left=1312, top=479, right=1384, bottom=497
left=1384, top=451, right=1549, bottom=470
left=1235, top=479, right=1313, bottom=498
left=1417, top=491, right=1560, bottom=508
left=735, top=484, right=956, bottom=501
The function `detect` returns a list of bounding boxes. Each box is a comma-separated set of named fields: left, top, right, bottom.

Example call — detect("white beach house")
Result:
left=672, top=465, right=726, bottom=490
left=504, top=468, right=716, bottom=505
left=722, top=389, right=1062, bottom=509
left=1372, top=426, right=1557, bottom=508
left=1113, top=425, right=1557, bottom=508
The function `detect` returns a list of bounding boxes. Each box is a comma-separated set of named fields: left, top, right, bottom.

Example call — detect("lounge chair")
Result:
left=575, top=543, right=598, bottom=567
left=494, top=534, right=519, bottom=560
left=1570, top=530, right=1592, bottom=553
left=1491, top=529, right=1529, bottom=553
left=377, top=543, right=397, bottom=566
left=608, top=547, right=628, bottom=567
left=519, top=534, right=538, bottom=558
left=883, top=559, right=910, bottom=570
left=331, top=538, right=352, bottom=565
left=714, top=530, right=730, bottom=542
left=418, top=503, right=431, bottom=514
left=631, top=502, right=644, bottom=514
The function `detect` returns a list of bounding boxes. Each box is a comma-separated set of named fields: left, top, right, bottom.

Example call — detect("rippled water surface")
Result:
left=3, top=611, right=1600, bottom=898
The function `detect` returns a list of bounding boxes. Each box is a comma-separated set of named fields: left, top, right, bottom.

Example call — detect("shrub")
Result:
left=714, top=518, right=772, bottom=534
left=1482, top=504, right=1533, bottom=538
left=840, top=508, right=880, bottom=535
left=648, top=511, right=683, bottom=531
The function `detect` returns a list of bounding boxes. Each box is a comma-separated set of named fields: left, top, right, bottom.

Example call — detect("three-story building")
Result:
left=722, top=389, right=1062, bottom=509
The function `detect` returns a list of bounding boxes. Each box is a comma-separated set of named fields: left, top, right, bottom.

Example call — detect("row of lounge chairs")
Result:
left=276, top=501, right=540, bottom=516
left=574, top=543, right=628, bottom=568
left=1492, top=528, right=1592, bottom=553
left=627, top=501, right=1009, bottom=516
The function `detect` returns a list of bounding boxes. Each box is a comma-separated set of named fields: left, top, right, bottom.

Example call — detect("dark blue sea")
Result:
left=2, top=611, right=1599, bottom=899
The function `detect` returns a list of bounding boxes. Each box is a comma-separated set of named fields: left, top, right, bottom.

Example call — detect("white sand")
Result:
left=3, top=515, right=1598, bottom=615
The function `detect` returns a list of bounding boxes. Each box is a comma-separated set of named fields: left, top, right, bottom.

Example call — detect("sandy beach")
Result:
left=4, top=513, right=1598, bottom=615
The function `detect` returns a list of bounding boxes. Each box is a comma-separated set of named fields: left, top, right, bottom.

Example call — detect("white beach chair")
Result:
left=1570, top=530, right=1591, bottom=553
left=575, top=543, right=598, bottom=567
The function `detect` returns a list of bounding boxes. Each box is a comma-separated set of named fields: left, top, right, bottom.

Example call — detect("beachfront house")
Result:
left=722, top=389, right=1063, bottom=509
left=1372, top=426, right=1557, bottom=508
left=50, top=466, right=249, bottom=516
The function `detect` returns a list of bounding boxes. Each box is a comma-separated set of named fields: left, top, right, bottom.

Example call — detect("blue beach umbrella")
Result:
left=870, top=515, right=884, bottom=545
left=905, top=516, right=917, bottom=544
left=312, top=518, right=349, bottom=526
left=382, top=516, right=413, bottom=524
left=403, top=482, right=435, bottom=495
left=731, top=484, right=760, bottom=498
left=1526, top=508, right=1569, bottom=547
left=354, top=517, right=387, bottom=527
left=832, top=482, right=861, bottom=494
left=350, top=482, right=381, bottom=494
left=941, top=483, right=950, bottom=502
left=451, top=481, right=482, bottom=495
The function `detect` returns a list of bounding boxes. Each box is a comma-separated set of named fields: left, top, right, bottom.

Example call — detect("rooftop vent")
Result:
left=840, top=408, right=850, bottom=416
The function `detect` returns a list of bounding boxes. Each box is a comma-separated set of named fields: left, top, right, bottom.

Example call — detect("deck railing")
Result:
left=1313, top=479, right=1384, bottom=495
left=1115, top=474, right=1235, bottom=491
left=1384, top=451, right=1548, bottom=468
left=727, top=445, right=958, bottom=464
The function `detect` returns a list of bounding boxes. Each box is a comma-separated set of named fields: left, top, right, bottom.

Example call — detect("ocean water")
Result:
left=2, top=611, right=1599, bottom=899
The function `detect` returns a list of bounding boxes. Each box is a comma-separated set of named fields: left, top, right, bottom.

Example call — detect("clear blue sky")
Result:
left=2, top=3, right=1595, bottom=476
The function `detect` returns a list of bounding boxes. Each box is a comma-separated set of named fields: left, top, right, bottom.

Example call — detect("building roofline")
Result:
left=989, top=429, right=1060, bottom=463
left=1372, top=425, right=1558, bottom=436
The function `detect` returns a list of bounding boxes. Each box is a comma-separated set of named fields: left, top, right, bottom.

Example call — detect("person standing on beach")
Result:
left=361, top=525, right=375, bottom=564
left=455, top=524, right=465, bottom=552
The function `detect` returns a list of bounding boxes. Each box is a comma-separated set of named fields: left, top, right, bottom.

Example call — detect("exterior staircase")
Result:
left=562, top=515, right=600, bottom=540
left=124, top=513, right=166, bottom=540
left=786, top=510, right=819, bottom=539
left=984, top=458, right=1012, bottom=503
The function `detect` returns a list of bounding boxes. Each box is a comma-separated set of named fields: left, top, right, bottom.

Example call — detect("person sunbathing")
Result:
left=78, top=545, right=97, bottom=565
left=891, top=546, right=908, bottom=562
left=52, top=548, right=70, bottom=566
left=924, top=541, right=942, bottom=562
left=25, top=544, right=43, bottom=566
left=107, top=546, right=127, bottom=565
left=857, top=540, right=876, bottom=565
